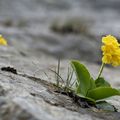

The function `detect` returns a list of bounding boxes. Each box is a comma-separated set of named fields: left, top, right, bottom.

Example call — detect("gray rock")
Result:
left=0, top=0, right=120, bottom=63
left=0, top=46, right=119, bottom=120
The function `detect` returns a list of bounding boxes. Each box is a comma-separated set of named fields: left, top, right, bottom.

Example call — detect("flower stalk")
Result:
left=96, top=62, right=104, bottom=79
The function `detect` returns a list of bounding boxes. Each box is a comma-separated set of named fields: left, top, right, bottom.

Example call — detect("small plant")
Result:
left=53, top=35, right=120, bottom=112
left=51, top=59, right=74, bottom=92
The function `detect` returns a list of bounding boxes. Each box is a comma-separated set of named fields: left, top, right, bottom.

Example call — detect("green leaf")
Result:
left=89, top=77, right=96, bottom=90
left=87, top=87, right=120, bottom=101
left=95, top=77, right=111, bottom=87
left=96, top=101, right=117, bottom=112
left=71, top=60, right=96, bottom=96
left=117, top=89, right=120, bottom=93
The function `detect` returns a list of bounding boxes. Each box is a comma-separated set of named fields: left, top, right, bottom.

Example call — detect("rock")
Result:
left=0, top=97, right=38, bottom=120
left=0, top=0, right=120, bottom=63
left=0, top=46, right=119, bottom=120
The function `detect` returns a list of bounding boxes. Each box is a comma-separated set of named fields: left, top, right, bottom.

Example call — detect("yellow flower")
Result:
left=102, top=35, right=120, bottom=47
left=102, top=54, right=112, bottom=64
left=0, top=35, right=7, bottom=45
left=101, top=35, right=120, bottom=66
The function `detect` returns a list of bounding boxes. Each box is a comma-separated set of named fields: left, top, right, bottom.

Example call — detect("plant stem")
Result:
left=56, top=58, right=60, bottom=87
left=96, top=62, right=104, bottom=79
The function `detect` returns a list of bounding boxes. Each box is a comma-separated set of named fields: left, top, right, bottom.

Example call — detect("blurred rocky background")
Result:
left=1, top=0, right=120, bottom=63
left=0, top=0, right=120, bottom=120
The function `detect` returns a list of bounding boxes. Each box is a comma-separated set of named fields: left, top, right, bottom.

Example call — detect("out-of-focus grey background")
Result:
left=0, top=0, right=120, bottom=63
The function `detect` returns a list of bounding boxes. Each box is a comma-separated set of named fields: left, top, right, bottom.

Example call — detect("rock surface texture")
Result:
left=0, top=46, right=119, bottom=120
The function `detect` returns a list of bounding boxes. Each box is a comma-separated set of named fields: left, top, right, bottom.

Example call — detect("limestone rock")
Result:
left=0, top=47, right=119, bottom=120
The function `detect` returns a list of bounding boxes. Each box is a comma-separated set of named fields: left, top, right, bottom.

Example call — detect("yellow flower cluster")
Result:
left=101, top=35, right=120, bottom=66
left=0, top=35, right=7, bottom=45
